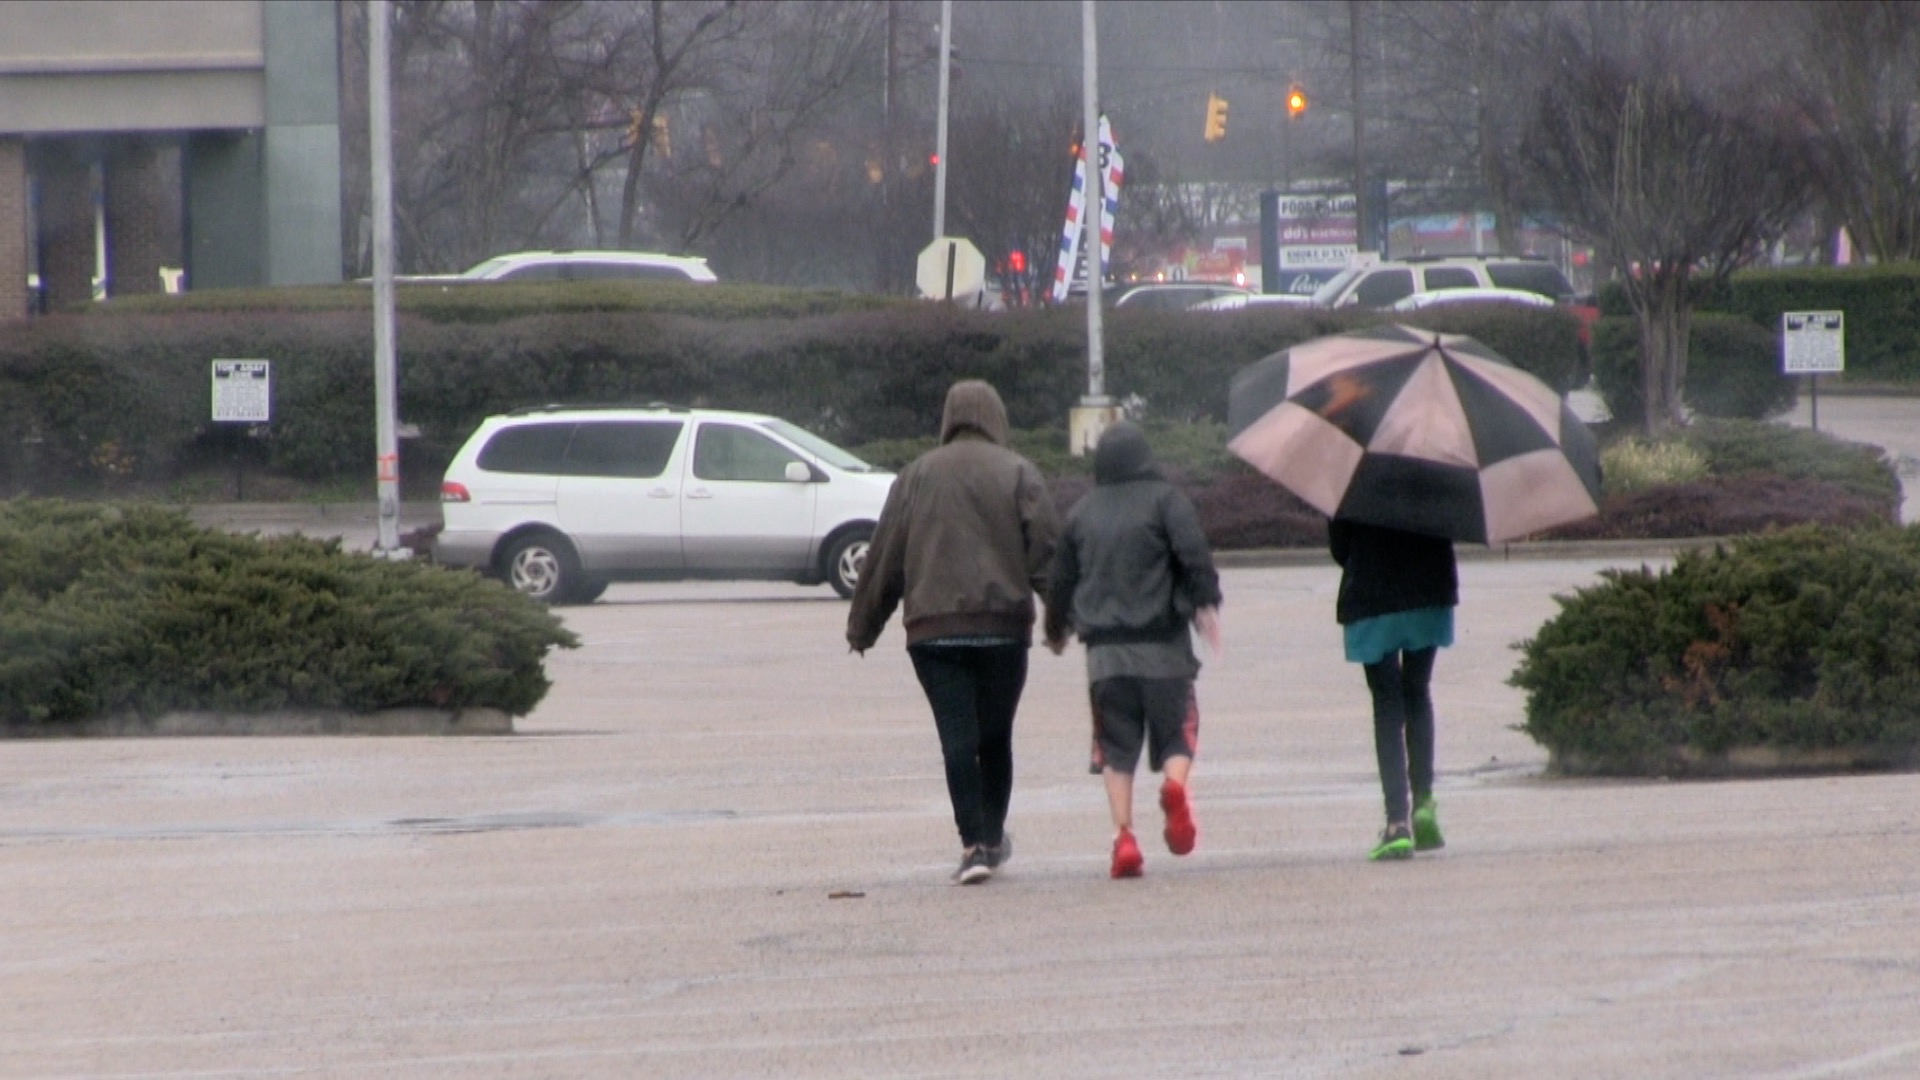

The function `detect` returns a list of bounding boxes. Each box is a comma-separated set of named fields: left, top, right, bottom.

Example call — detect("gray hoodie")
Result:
left=1044, top=421, right=1222, bottom=650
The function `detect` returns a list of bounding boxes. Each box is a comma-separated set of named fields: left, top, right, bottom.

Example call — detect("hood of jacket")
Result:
left=1093, top=420, right=1157, bottom=484
left=939, top=380, right=1010, bottom=446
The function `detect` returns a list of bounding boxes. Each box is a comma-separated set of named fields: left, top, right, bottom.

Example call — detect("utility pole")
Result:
left=369, top=0, right=404, bottom=558
left=1069, top=0, right=1118, bottom=457
left=878, top=0, right=897, bottom=292
left=1348, top=0, right=1369, bottom=254
left=932, top=0, right=952, bottom=241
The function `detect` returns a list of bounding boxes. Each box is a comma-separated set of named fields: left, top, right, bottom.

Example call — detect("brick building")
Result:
left=0, top=0, right=342, bottom=318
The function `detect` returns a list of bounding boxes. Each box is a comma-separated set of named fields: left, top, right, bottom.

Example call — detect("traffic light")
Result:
left=1204, top=93, right=1229, bottom=142
left=1286, top=84, right=1308, bottom=118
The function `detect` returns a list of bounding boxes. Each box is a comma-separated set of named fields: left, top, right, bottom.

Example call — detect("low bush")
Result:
left=0, top=501, right=577, bottom=725
left=1681, top=419, right=1902, bottom=516
left=1511, top=523, right=1920, bottom=775
left=1590, top=313, right=1796, bottom=426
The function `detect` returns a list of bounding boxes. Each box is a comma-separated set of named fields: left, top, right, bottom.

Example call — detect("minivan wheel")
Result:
left=825, top=529, right=872, bottom=599
left=501, top=533, right=582, bottom=604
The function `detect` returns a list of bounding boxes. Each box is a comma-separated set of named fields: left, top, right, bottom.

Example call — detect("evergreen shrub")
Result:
left=0, top=297, right=1587, bottom=494
left=1590, top=314, right=1796, bottom=425
left=1512, top=523, right=1920, bottom=775
left=0, top=501, right=577, bottom=726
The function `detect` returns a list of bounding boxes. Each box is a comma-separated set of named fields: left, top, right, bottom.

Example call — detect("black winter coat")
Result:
left=1327, top=519, right=1458, bottom=625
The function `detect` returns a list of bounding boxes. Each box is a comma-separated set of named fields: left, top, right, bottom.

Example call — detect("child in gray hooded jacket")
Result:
left=1044, top=422, right=1222, bottom=879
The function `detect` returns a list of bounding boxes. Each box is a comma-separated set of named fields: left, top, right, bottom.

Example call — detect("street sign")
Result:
left=916, top=237, right=986, bottom=301
left=1781, top=311, right=1844, bottom=373
left=211, top=359, right=271, bottom=422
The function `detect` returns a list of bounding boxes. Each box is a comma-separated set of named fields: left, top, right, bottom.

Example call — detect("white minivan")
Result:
left=436, top=405, right=893, bottom=603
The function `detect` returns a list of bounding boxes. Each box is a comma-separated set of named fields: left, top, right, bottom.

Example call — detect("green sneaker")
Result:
left=1369, top=822, right=1414, bottom=861
left=1413, top=796, right=1445, bottom=852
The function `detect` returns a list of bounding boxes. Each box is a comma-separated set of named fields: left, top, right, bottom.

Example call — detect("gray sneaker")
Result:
left=984, top=834, right=1013, bottom=869
left=952, top=846, right=993, bottom=885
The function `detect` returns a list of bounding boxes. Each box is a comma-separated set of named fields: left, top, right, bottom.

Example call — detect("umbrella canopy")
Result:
left=1226, top=324, right=1602, bottom=544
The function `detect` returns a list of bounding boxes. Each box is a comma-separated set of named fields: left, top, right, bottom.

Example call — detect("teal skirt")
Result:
left=1343, top=606, right=1455, bottom=665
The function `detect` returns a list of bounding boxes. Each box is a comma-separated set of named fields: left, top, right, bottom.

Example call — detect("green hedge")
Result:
left=0, top=298, right=1584, bottom=493
left=1511, top=523, right=1920, bottom=775
left=1600, top=262, right=1920, bottom=383
left=1590, top=313, right=1797, bottom=425
left=0, top=501, right=578, bottom=724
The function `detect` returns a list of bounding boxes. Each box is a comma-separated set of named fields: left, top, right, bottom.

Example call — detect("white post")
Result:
left=369, top=0, right=404, bottom=556
left=932, top=0, right=952, bottom=241
left=1067, top=0, right=1116, bottom=457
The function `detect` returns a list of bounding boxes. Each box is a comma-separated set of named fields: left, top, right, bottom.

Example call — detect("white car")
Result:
left=1193, top=292, right=1315, bottom=311
left=436, top=405, right=892, bottom=603
left=458, top=250, right=718, bottom=284
left=1391, top=287, right=1554, bottom=312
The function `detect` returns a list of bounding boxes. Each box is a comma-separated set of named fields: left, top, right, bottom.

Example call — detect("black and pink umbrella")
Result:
left=1226, top=324, right=1602, bottom=544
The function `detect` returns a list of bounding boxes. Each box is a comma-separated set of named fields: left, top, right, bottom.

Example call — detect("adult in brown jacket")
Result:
left=846, top=380, right=1061, bottom=885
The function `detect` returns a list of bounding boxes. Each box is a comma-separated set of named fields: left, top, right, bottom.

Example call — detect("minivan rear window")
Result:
left=477, top=423, right=574, bottom=473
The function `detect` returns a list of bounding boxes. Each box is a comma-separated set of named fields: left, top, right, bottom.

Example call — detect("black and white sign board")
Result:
left=212, top=359, right=271, bottom=422
left=1781, top=311, right=1844, bottom=374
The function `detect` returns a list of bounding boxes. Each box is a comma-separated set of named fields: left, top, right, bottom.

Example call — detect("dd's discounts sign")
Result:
left=211, top=359, right=271, bottom=422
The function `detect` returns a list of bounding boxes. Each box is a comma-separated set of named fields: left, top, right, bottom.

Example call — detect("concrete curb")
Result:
left=0, top=707, right=514, bottom=739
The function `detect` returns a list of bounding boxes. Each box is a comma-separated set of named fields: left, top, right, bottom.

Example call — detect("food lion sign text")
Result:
left=212, top=360, right=272, bottom=422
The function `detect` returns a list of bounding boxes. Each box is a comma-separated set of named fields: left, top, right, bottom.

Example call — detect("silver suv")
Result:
left=1311, top=255, right=1577, bottom=309
left=435, top=405, right=892, bottom=603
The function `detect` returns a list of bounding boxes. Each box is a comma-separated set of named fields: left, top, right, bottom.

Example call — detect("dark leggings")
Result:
left=909, top=642, right=1029, bottom=849
left=1363, top=647, right=1437, bottom=826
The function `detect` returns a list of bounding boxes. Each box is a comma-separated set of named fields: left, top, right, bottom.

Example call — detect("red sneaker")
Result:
left=1160, top=780, right=1197, bottom=856
left=1110, top=828, right=1144, bottom=879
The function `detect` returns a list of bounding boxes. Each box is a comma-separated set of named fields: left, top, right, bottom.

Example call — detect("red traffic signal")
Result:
left=1008, top=250, right=1027, bottom=274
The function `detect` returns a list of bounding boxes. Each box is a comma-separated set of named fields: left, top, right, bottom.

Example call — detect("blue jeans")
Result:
left=909, top=642, right=1028, bottom=849
left=1364, top=647, right=1437, bottom=826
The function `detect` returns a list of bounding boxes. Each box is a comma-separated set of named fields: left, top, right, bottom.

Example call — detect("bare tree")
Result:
left=1765, top=0, right=1920, bottom=262
left=1522, top=8, right=1811, bottom=434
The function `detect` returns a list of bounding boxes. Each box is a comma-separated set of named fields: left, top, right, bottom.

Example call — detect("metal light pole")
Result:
left=1067, top=0, right=1117, bottom=456
left=932, top=0, right=952, bottom=240
left=369, top=0, right=404, bottom=557
left=1082, top=0, right=1104, bottom=400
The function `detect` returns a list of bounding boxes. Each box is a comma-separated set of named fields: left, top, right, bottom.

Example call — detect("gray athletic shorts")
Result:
left=1089, top=676, right=1198, bottom=775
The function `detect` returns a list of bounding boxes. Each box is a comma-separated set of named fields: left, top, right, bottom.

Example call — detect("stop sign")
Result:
left=916, top=237, right=987, bottom=301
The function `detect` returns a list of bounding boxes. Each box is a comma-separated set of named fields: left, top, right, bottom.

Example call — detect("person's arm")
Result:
left=1327, top=517, right=1352, bottom=567
left=1162, top=489, right=1222, bottom=611
left=1018, top=462, right=1063, bottom=596
left=1043, top=519, right=1080, bottom=653
left=845, top=475, right=910, bottom=654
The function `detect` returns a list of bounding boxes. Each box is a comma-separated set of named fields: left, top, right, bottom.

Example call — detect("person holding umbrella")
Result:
left=1328, top=518, right=1456, bottom=860
left=1223, top=324, right=1604, bottom=860
left=846, top=380, right=1061, bottom=886
left=1043, top=421, right=1222, bottom=879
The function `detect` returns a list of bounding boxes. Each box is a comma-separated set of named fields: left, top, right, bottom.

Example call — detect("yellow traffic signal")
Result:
left=1287, top=84, right=1308, bottom=118
left=1204, top=93, right=1229, bottom=142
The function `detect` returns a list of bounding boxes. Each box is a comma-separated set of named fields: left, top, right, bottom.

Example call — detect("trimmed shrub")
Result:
left=1511, top=523, right=1920, bottom=775
left=0, top=297, right=1588, bottom=495
left=1682, top=419, right=1902, bottom=516
left=1590, top=313, right=1797, bottom=425
left=1722, top=263, right=1920, bottom=383
left=0, top=501, right=578, bottom=725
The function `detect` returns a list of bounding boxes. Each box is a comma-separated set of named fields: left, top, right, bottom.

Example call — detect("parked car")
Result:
left=436, top=405, right=892, bottom=603
left=1312, top=255, right=1577, bottom=309
left=457, top=250, right=718, bottom=284
left=1110, top=282, right=1252, bottom=311
left=1390, top=287, right=1554, bottom=312
left=1193, top=292, right=1316, bottom=311
left=1315, top=254, right=1597, bottom=350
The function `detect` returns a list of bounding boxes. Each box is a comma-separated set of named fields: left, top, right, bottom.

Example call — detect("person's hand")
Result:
left=1045, top=634, right=1068, bottom=656
left=1193, top=606, right=1223, bottom=656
